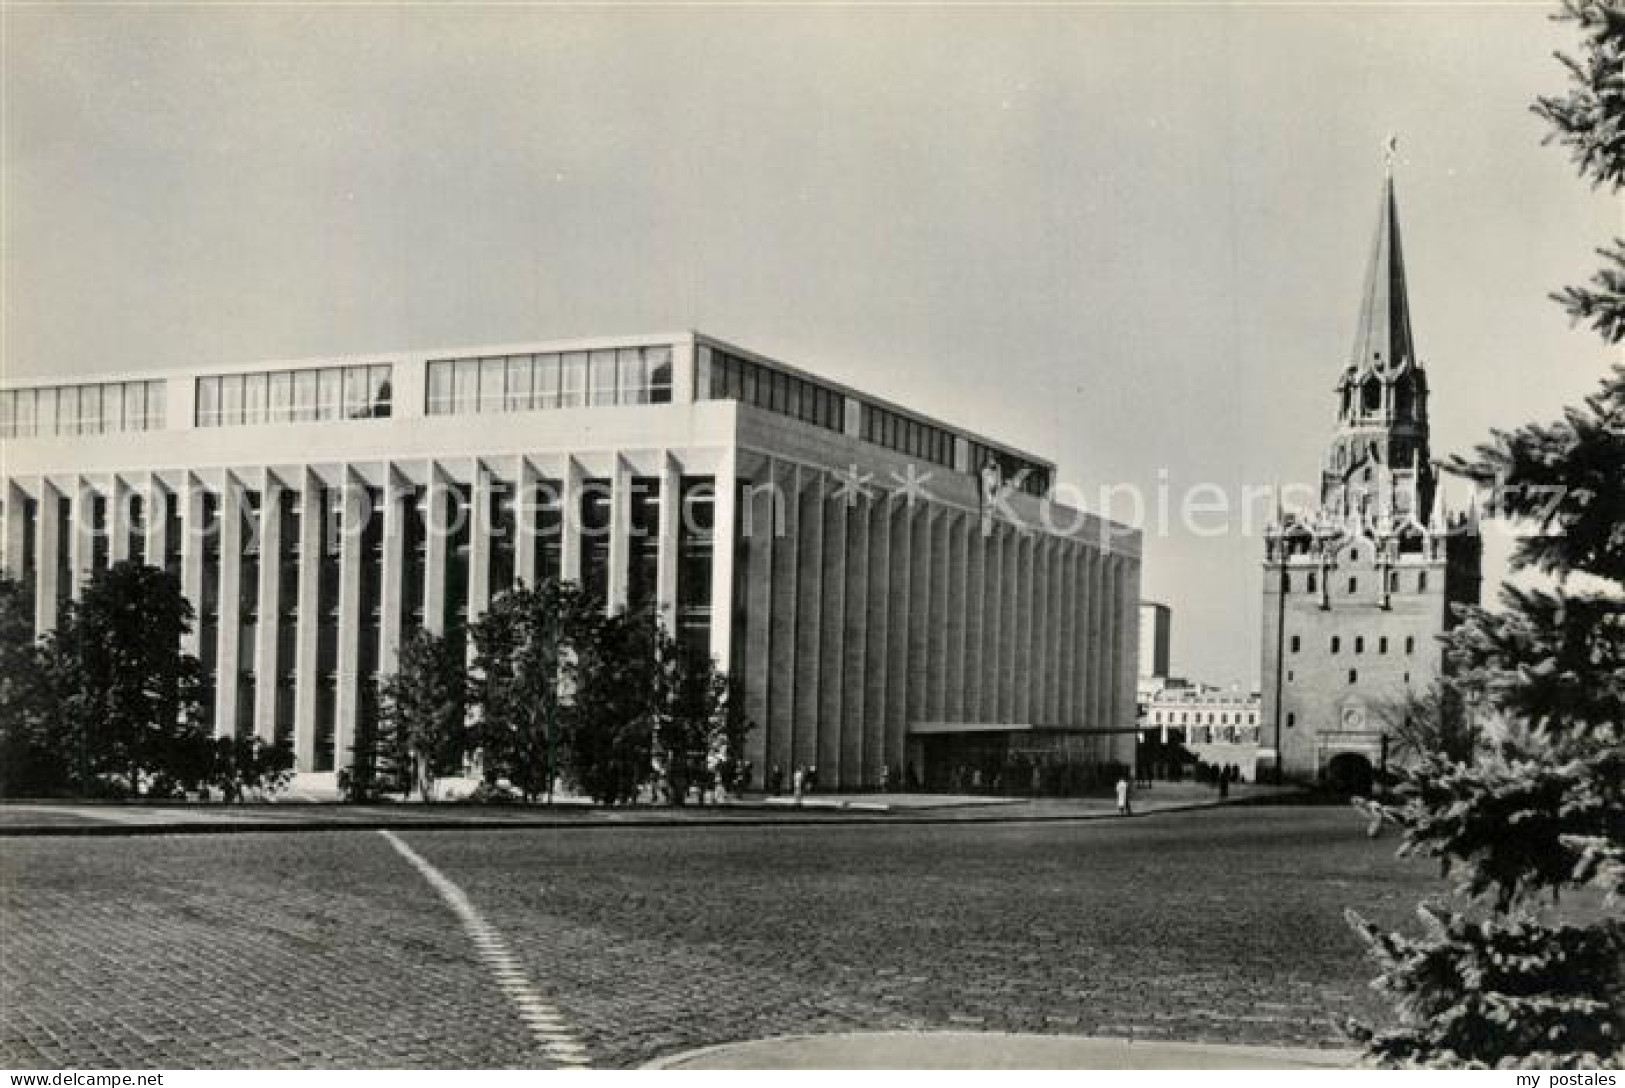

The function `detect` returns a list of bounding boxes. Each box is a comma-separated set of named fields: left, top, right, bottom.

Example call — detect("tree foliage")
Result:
left=468, top=581, right=599, bottom=802
left=559, top=603, right=661, bottom=805
left=377, top=628, right=467, bottom=802
left=1347, top=2, right=1625, bottom=1068
left=652, top=631, right=749, bottom=804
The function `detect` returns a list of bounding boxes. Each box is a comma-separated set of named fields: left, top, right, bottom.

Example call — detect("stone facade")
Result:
left=1259, top=172, right=1482, bottom=784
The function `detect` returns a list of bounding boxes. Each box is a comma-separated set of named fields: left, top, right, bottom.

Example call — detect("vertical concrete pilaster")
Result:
left=214, top=475, right=245, bottom=737
left=862, top=495, right=891, bottom=784
left=34, top=479, right=61, bottom=634
left=109, top=478, right=131, bottom=564
left=792, top=474, right=823, bottom=774
left=377, top=468, right=405, bottom=675
left=816, top=487, right=847, bottom=784
left=293, top=472, right=322, bottom=770
left=179, top=475, right=206, bottom=657
left=709, top=449, right=739, bottom=673
left=607, top=454, right=632, bottom=612
left=1, top=480, right=26, bottom=579
left=561, top=458, right=584, bottom=586
left=839, top=491, right=870, bottom=783
left=68, top=477, right=92, bottom=601
left=143, top=476, right=167, bottom=577
left=514, top=457, right=537, bottom=592
left=423, top=464, right=449, bottom=637
left=254, top=470, right=283, bottom=744
left=333, top=470, right=364, bottom=771
left=468, top=462, right=492, bottom=624
left=655, top=453, right=680, bottom=624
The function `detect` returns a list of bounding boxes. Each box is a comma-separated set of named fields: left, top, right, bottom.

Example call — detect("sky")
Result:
left=3, top=4, right=1618, bottom=688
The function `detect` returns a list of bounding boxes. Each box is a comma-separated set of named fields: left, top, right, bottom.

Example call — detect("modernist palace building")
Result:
left=0, top=332, right=1141, bottom=789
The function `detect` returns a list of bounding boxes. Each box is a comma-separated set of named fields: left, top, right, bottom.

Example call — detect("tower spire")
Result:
left=1350, top=137, right=1416, bottom=373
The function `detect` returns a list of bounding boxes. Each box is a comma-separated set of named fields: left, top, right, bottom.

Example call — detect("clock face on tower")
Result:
left=1342, top=705, right=1366, bottom=730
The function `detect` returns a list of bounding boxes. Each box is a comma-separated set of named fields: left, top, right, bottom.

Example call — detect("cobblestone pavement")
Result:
left=0, top=807, right=1430, bottom=1068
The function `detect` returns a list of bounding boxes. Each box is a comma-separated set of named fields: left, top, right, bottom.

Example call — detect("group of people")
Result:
left=767, top=763, right=820, bottom=801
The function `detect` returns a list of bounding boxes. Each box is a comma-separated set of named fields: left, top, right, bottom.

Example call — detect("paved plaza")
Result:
left=0, top=806, right=1430, bottom=1068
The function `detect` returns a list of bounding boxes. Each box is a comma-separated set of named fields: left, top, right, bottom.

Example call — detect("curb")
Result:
left=0, top=793, right=1311, bottom=838
left=642, top=1031, right=1360, bottom=1070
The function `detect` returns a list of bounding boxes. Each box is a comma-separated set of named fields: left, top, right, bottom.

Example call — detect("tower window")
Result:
left=1389, top=571, right=1400, bottom=592
left=1350, top=548, right=1359, bottom=563
left=1290, top=635, right=1300, bottom=653
left=1348, top=669, right=1358, bottom=684
left=1348, top=576, right=1358, bottom=594
left=1405, top=636, right=1416, bottom=655
left=1331, top=636, right=1341, bottom=654
left=1287, top=670, right=1295, bottom=683
left=1286, top=712, right=1296, bottom=729
left=1355, top=636, right=1364, bottom=654
left=1379, top=636, right=1389, bottom=654
left=1418, top=572, right=1429, bottom=592
left=1307, top=572, right=1318, bottom=593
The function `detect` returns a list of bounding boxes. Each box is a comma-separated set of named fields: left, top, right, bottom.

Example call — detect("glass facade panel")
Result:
left=79, top=385, right=102, bottom=435
left=560, top=352, right=588, bottom=407
left=534, top=353, right=561, bottom=409
left=426, top=361, right=453, bottom=415
left=617, top=349, right=646, bottom=405
left=102, top=384, right=124, bottom=431
left=293, top=370, right=318, bottom=423
left=268, top=371, right=293, bottom=423
left=647, top=347, right=673, bottom=403
left=16, top=389, right=36, bottom=437
left=122, top=383, right=145, bottom=433
left=220, top=374, right=244, bottom=427
left=453, top=359, right=478, bottom=414
left=343, top=367, right=370, bottom=419
left=479, top=358, right=505, bottom=413
left=368, top=364, right=392, bottom=417
left=589, top=351, right=618, bottom=406
left=317, top=368, right=343, bottom=421
left=505, top=356, right=533, bottom=412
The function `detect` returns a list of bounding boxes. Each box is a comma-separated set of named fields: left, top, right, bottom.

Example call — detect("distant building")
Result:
left=1138, top=600, right=1171, bottom=679
left=1259, top=163, right=1482, bottom=787
left=1138, top=677, right=1262, bottom=778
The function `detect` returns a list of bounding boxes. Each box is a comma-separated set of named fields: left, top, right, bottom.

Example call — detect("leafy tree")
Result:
left=202, top=736, right=297, bottom=802
left=1346, top=2, right=1625, bottom=1068
left=0, top=575, right=70, bottom=796
left=24, top=562, right=209, bottom=796
left=345, top=675, right=406, bottom=801
left=1369, top=680, right=1482, bottom=769
left=468, top=581, right=599, bottom=802
left=377, top=629, right=466, bottom=802
left=652, top=633, right=748, bottom=805
left=560, top=603, right=660, bottom=805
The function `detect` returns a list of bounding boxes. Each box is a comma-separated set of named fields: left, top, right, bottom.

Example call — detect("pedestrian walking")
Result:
left=792, top=766, right=805, bottom=803
left=770, top=764, right=783, bottom=797
left=1116, top=776, right=1132, bottom=816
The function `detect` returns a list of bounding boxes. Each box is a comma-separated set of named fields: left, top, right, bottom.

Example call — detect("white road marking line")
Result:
left=378, top=829, right=590, bottom=1068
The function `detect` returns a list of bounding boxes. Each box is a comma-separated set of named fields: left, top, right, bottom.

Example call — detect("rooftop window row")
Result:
left=862, top=403, right=956, bottom=469
left=196, top=365, right=392, bottom=428
left=425, top=347, right=674, bottom=417
left=0, top=380, right=166, bottom=439
left=697, top=347, right=845, bottom=433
